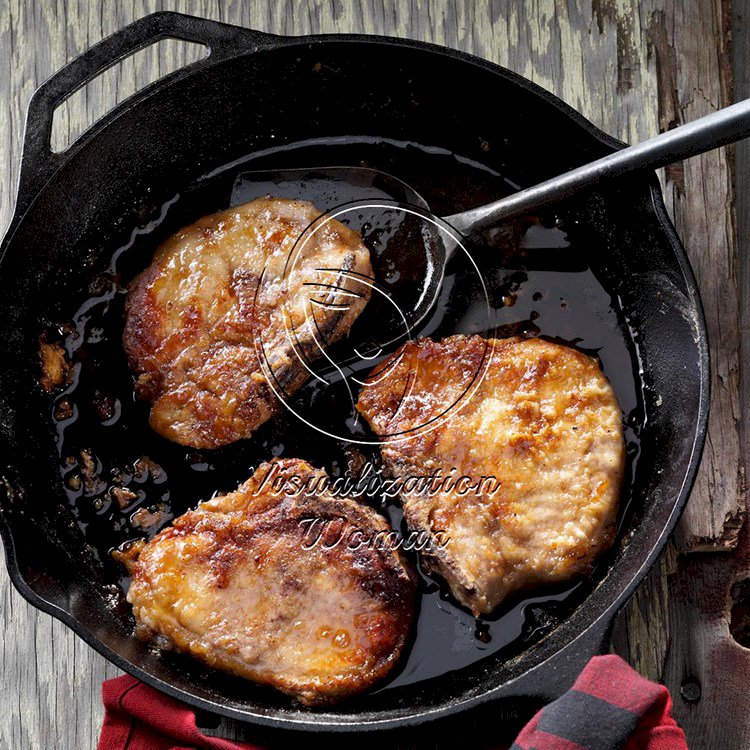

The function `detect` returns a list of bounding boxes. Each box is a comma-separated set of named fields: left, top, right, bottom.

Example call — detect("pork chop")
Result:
left=116, top=458, right=416, bottom=706
left=123, top=198, right=373, bottom=449
left=356, top=335, right=625, bottom=615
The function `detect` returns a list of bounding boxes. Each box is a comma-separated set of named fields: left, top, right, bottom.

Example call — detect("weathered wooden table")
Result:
left=1, top=2, right=747, bottom=748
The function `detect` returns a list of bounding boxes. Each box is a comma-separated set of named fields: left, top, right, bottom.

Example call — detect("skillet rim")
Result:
left=0, top=19, right=710, bottom=732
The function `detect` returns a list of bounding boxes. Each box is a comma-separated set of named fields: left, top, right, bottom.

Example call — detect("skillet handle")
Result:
left=14, top=11, right=277, bottom=218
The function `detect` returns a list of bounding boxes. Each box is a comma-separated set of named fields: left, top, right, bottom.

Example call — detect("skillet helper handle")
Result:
left=446, top=96, right=750, bottom=235
left=15, top=11, right=276, bottom=218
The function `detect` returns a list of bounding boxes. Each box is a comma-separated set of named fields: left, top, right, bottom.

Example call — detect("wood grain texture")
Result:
left=0, top=1, right=746, bottom=748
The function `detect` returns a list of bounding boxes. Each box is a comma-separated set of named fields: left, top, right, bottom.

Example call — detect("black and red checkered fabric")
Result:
left=511, top=655, right=687, bottom=750
left=98, top=654, right=687, bottom=749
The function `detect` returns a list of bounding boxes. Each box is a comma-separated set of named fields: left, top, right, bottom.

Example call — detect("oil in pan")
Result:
left=46, top=135, right=644, bottom=692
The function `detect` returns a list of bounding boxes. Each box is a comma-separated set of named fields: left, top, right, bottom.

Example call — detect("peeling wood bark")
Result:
left=0, top=2, right=746, bottom=748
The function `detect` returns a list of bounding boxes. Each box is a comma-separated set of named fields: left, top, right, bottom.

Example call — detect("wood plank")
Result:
left=0, top=1, right=745, bottom=748
left=610, top=3, right=749, bottom=747
left=662, top=522, right=750, bottom=747
left=656, top=0, right=745, bottom=552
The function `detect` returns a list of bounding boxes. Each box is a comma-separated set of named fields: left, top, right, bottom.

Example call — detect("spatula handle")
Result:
left=444, top=97, right=750, bottom=235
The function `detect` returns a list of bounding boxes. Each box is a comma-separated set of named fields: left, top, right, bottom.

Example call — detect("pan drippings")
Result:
left=49, top=136, right=645, bottom=693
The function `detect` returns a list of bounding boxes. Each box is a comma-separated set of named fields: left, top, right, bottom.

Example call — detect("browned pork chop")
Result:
left=356, top=335, right=625, bottom=616
left=116, top=458, right=416, bottom=706
left=123, top=198, right=372, bottom=449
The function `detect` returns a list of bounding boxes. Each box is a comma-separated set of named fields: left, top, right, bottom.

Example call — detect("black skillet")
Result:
left=0, top=11, right=709, bottom=734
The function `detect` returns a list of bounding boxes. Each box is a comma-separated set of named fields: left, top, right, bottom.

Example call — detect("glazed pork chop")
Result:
left=116, top=458, right=416, bottom=706
left=123, top=198, right=372, bottom=449
left=356, top=335, right=625, bottom=616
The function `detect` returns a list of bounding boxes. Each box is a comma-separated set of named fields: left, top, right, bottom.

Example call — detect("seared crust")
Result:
left=123, top=198, right=373, bottom=449
left=356, top=335, right=625, bottom=616
left=119, top=458, right=416, bottom=706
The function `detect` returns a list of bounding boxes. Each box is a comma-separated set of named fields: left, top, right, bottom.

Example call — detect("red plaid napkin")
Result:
left=512, top=655, right=687, bottom=749
left=97, top=678, right=258, bottom=750
left=98, top=655, right=687, bottom=749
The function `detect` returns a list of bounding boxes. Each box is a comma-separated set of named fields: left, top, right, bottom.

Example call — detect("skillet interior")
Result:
left=0, top=33, right=708, bottom=730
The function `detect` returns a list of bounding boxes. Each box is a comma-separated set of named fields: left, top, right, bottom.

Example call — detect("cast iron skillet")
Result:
left=0, top=11, right=709, bottom=733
